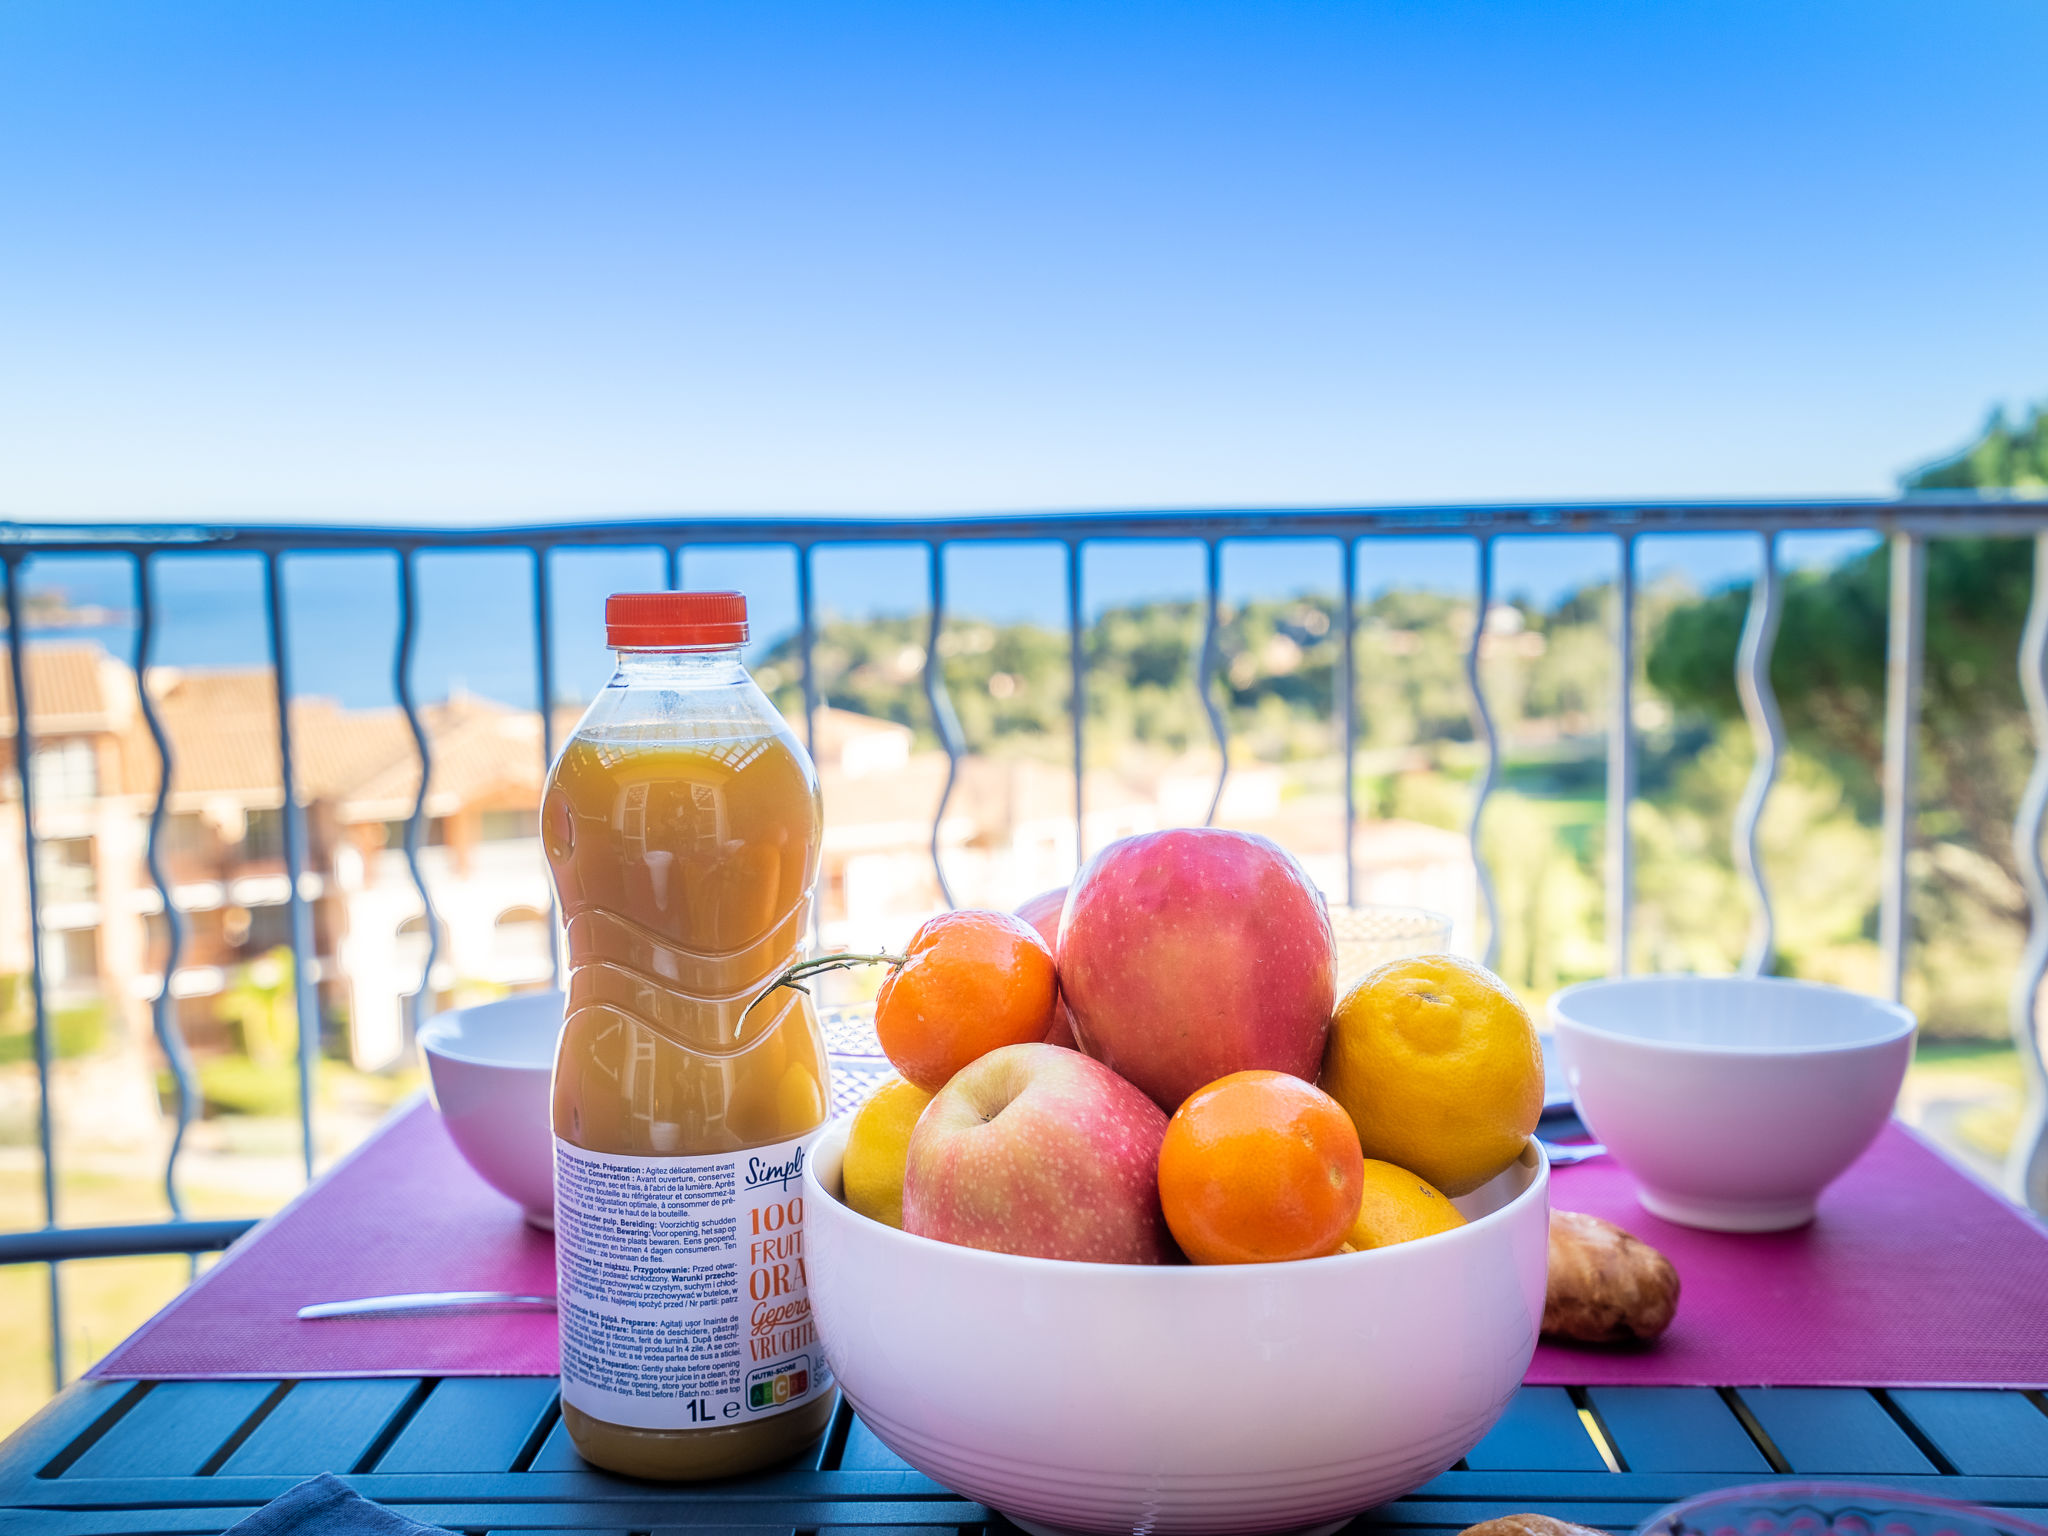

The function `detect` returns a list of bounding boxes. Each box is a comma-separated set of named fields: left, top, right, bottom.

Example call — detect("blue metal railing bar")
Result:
left=1881, top=533, right=1926, bottom=1005
left=264, top=553, right=322, bottom=1181
left=5, top=494, right=2048, bottom=555
left=797, top=545, right=820, bottom=762
left=134, top=553, right=198, bottom=1231
left=1607, top=534, right=1637, bottom=977
left=2010, top=533, right=2048, bottom=1213
left=4, top=555, right=65, bottom=1386
left=1067, top=541, right=1086, bottom=866
left=1340, top=539, right=1358, bottom=909
left=1465, top=535, right=1503, bottom=971
left=532, top=550, right=563, bottom=992
left=1735, top=532, right=1785, bottom=977
left=394, top=551, right=442, bottom=1034
left=1605, top=536, right=1638, bottom=978
left=1197, top=540, right=1229, bottom=828
left=0, top=1219, right=257, bottom=1266
left=924, top=544, right=965, bottom=910
left=797, top=545, right=822, bottom=951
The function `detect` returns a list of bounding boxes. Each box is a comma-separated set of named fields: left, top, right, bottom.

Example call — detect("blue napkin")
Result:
left=225, top=1473, right=440, bottom=1535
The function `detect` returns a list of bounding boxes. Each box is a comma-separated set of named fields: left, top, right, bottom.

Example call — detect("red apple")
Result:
left=1059, top=828, right=1336, bottom=1112
left=903, top=1042, right=1173, bottom=1264
left=1012, top=886, right=1078, bottom=1049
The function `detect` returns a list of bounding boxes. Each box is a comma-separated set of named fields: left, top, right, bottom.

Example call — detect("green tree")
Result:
left=1910, top=404, right=2048, bottom=493
left=1641, top=401, right=2043, bottom=1034
left=1648, top=436, right=2034, bottom=880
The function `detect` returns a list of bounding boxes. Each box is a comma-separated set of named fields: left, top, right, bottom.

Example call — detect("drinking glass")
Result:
left=1328, top=904, right=1454, bottom=995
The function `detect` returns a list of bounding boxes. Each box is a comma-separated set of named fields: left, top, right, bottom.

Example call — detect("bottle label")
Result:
left=553, top=1131, right=829, bottom=1431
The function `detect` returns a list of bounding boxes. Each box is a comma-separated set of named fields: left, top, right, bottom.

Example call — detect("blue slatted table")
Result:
left=5, top=1377, right=2048, bottom=1535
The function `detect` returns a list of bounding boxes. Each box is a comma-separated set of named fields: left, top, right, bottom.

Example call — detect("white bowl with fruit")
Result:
left=798, top=829, right=1555, bottom=1536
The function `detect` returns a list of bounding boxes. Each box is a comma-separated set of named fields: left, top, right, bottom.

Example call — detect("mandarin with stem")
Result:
left=875, top=909, right=1060, bottom=1091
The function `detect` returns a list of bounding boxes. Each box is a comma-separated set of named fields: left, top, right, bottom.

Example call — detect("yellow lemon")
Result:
left=1320, top=954, right=1542, bottom=1197
left=842, top=1075, right=934, bottom=1229
left=1339, top=1158, right=1467, bottom=1251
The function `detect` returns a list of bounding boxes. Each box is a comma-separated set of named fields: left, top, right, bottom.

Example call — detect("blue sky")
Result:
left=0, top=3, right=2038, bottom=705
left=1, top=1, right=2043, bottom=527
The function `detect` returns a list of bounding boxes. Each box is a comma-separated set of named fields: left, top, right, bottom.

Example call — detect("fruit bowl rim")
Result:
left=805, top=1116, right=1550, bottom=1278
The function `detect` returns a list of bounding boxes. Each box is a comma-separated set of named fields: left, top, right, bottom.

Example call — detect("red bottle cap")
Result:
left=605, top=591, right=749, bottom=649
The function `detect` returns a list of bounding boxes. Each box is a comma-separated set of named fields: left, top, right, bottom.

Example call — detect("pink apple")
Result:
left=1012, top=886, right=1078, bottom=1049
left=903, top=1042, right=1173, bottom=1264
left=1059, top=828, right=1336, bottom=1112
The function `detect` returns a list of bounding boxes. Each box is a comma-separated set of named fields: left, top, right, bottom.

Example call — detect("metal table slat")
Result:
left=1739, top=1388, right=1935, bottom=1475
left=1889, top=1390, right=2048, bottom=1476
left=0, top=1382, right=141, bottom=1484
left=372, top=1379, right=559, bottom=1474
left=526, top=1416, right=592, bottom=1473
left=217, top=1379, right=421, bottom=1476
left=62, top=1382, right=279, bottom=1481
left=12, top=1378, right=2048, bottom=1534
left=838, top=1417, right=917, bottom=1473
left=1582, top=1387, right=1771, bottom=1474
left=1, top=1513, right=269, bottom=1536
left=1464, top=1388, right=1609, bottom=1472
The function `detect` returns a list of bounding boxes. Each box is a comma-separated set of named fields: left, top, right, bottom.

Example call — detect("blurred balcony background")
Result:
left=2, top=463, right=2048, bottom=1435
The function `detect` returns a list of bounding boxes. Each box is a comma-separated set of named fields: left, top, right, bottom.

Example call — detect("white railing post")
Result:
left=1880, top=531, right=1925, bottom=1005
left=2009, top=532, right=2048, bottom=1214
left=1734, top=532, right=1784, bottom=976
left=1607, top=533, right=1636, bottom=976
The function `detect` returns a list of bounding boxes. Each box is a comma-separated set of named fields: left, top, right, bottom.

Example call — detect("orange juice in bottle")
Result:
left=543, top=591, right=833, bottom=1480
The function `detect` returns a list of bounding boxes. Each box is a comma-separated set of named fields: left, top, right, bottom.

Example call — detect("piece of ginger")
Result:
left=1543, top=1209, right=1679, bottom=1344
left=1460, top=1515, right=1612, bottom=1536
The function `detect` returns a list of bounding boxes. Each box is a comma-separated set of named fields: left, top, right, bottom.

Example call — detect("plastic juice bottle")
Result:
left=542, top=591, right=834, bottom=1480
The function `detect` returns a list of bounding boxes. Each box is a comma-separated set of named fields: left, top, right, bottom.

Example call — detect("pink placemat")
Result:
left=93, top=1100, right=2048, bottom=1387
left=1528, top=1121, right=2048, bottom=1388
left=91, top=1099, right=558, bottom=1380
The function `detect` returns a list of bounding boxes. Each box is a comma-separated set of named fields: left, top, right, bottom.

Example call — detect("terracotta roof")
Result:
left=340, top=696, right=545, bottom=820
left=0, top=645, right=123, bottom=734
left=74, top=661, right=551, bottom=818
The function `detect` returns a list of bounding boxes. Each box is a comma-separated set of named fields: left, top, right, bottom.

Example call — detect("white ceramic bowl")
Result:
left=805, top=1122, right=1549, bottom=1536
left=1548, top=974, right=1916, bottom=1233
left=417, top=990, right=563, bottom=1229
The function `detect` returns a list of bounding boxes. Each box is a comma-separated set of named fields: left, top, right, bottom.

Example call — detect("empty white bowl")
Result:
left=1548, top=975, right=1916, bottom=1233
left=418, top=990, right=563, bottom=1229
left=805, top=1121, right=1549, bottom=1536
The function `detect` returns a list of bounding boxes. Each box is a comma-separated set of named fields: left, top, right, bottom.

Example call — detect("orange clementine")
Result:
left=1156, top=1070, right=1365, bottom=1265
left=875, top=909, right=1060, bottom=1091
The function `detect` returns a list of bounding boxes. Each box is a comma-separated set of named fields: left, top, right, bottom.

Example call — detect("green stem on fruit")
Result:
left=738, top=951, right=907, bottom=1032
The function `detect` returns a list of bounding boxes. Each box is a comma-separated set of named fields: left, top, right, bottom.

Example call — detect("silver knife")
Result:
left=1536, top=1139, right=1608, bottom=1167
left=297, top=1290, right=557, bottom=1320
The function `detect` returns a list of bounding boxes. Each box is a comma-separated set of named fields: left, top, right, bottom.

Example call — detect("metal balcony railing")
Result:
left=3, top=498, right=2047, bottom=1393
